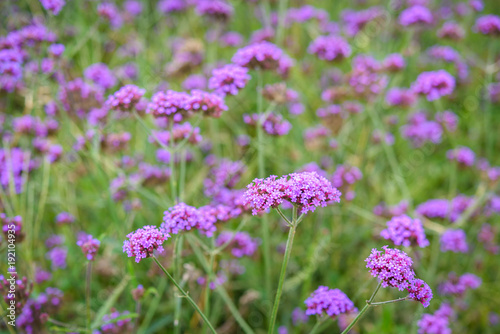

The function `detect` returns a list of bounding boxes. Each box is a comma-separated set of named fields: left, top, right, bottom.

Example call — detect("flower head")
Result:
left=76, top=233, right=100, bottom=261
left=232, top=42, right=293, bottom=77
left=123, top=226, right=167, bottom=263
left=308, top=35, right=351, bottom=62
left=407, top=278, right=433, bottom=308
left=304, top=286, right=355, bottom=318
left=440, top=229, right=468, bottom=253
left=105, top=85, right=146, bottom=112
left=365, top=246, right=415, bottom=290
left=208, top=64, right=250, bottom=96
left=474, top=15, right=500, bottom=36
left=381, top=215, right=429, bottom=248
left=412, top=70, right=455, bottom=101
left=244, top=172, right=341, bottom=215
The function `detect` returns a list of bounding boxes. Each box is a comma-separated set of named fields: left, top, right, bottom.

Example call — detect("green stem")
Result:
left=86, top=262, right=92, bottom=331
left=268, top=206, right=298, bottom=334
left=340, top=281, right=382, bottom=334
left=369, top=297, right=408, bottom=306
left=173, top=235, right=184, bottom=334
left=276, top=0, right=290, bottom=46
left=153, top=256, right=217, bottom=334
left=309, top=318, right=324, bottom=334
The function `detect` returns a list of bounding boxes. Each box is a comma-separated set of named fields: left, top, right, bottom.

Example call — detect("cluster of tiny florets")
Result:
left=380, top=215, right=429, bottom=248
left=243, top=172, right=341, bottom=215
left=304, top=286, right=355, bottom=318
left=123, top=226, right=167, bottom=263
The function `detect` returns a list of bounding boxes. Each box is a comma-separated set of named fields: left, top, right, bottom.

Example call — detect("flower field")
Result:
left=1, top=0, right=500, bottom=333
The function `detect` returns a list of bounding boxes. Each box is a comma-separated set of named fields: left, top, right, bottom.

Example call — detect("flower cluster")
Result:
left=365, top=246, right=415, bottom=291
left=161, top=203, right=218, bottom=237
left=446, top=146, right=476, bottom=167
left=440, top=229, right=469, bottom=253
left=105, top=85, right=146, bottom=112
left=76, top=233, right=101, bottom=261
left=411, top=70, right=455, bottom=101
left=123, top=226, right=167, bottom=263
left=208, top=64, right=251, bottom=96
left=418, top=303, right=454, bottom=334
left=244, top=172, right=341, bottom=215
left=380, top=215, right=429, bottom=248
left=438, top=272, right=481, bottom=296
left=304, top=286, right=355, bottom=318
left=243, top=112, right=292, bottom=136
left=232, top=41, right=293, bottom=77
left=215, top=231, right=259, bottom=258
left=308, top=35, right=351, bottom=62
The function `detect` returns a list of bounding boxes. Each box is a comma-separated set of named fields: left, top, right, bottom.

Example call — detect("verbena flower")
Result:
left=84, top=63, right=117, bottom=90
left=161, top=203, right=217, bottom=237
left=412, top=70, right=455, bottom=101
left=474, top=15, right=500, bottom=35
left=208, top=64, right=250, bottom=96
left=407, top=278, right=433, bottom=308
left=215, top=231, right=259, bottom=258
left=105, top=85, right=146, bottom=112
left=308, top=35, right=351, bottom=62
left=446, top=146, right=475, bottom=167
left=304, top=286, right=355, bottom=318
left=440, top=229, right=468, bottom=253
left=365, top=246, right=415, bottom=291
left=438, top=272, right=481, bottom=296
left=76, top=233, right=101, bottom=261
left=380, top=215, right=429, bottom=248
left=418, top=303, right=453, bottom=334
left=399, top=5, right=433, bottom=27
left=232, top=41, right=293, bottom=77
left=123, top=226, right=167, bottom=263
left=243, top=172, right=341, bottom=215
left=40, top=0, right=66, bottom=15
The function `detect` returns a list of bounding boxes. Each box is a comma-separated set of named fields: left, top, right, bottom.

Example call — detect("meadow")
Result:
left=1, top=0, right=500, bottom=333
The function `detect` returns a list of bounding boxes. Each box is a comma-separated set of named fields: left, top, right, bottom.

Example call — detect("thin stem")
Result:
left=169, top=122, right=177, bottom=203
left=268, top=206, right=298, bottom=334
left=340, top=281, right=382, bottom=334
left=275, top=207, right=292, bottom=226
left=309, top=317, right=327, bottom=334
left=153, top=256, right=217, bottom=334
left=340, top=303, right=370, bottom=334
left=173, top=235, right=184, bottom=334
left=369, top=297, right=408, bottom=306
left=86, top=262, right=92, bottom=331
left=368, top=281, right=382, bottom=303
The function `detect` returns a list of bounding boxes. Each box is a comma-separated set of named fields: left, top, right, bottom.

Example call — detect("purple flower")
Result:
left=124, top=0, right=142, bottom=16
left=446, top=146, right=475, bottom=167
left=308, top=35, right=351, bottom=62
left=204, top=159, right=246, bottom=197
left=438, top=272, right=481, bottom=296
left=304, top=286, right=355, bottom=318
left=407, top=279, right=433, bottom=308
left=182, top=74, right=207, bottom=90
left=97, top=2, right=123, bottom=29
left=412, top=70, right=455, bottom=101
left=435, top=110, right=458, bottom=132
left=383, top=53, right=406, bottom=72
left=157, top=0, right=187, bottom=14
left=48, top=44, right=65, bottom=57
left=184, top=89, right=228, bottom=118
left=399, top=5, right=433, bottom=27
left=208, top=64, right=251, bottom=96
left=365, top=246, right=415, bottom=291
left=474, top=15, right=500, bottom=36
left=161, top=203, right=217, bottom=237
left=220, top=32, right=243, bottom=47
left=84, top=63, right=117, bottom=90
left=55, top=212, right=75, bottom=225
left=243, top=172, right=341, bottom=215
left=381, top=215, right=429, bottom=248
left=291, top=307, right=308, bottom=325
left=418, top=303, right=453, bottom=334
left=105, top=85, right=146, bottom=112
left=40, top=0, right=66, bottom=15
left=146, top=90, right=190, bottom=121
left=232, top=41, right=293, bottom=77
left=386, top=88, right=417, bottom=107
left=437, top=22, right=465, bottom=40
left=196, top=0, right=234, bottom=22
left=215, top=231, right=259, bottom=258
left=342, top=7, right=384, bottom=36
left=76, top=233, right=101, bottom=261
left=97, top=310, right=133, bottom=333
left=440, top=229, right=468, bottom=253
left=46, top=247, right=67, bottom=269
left=243, top=112, right=292, bottom=136
left=123, top=226, right=167, bottom=263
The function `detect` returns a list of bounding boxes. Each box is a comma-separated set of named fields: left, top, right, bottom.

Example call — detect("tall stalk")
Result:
left=268, top=207, right=298, bottom=334
left=153, top=256, right=217, bottom=334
